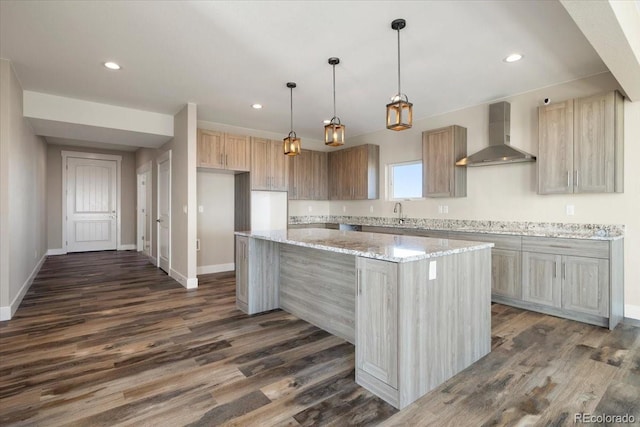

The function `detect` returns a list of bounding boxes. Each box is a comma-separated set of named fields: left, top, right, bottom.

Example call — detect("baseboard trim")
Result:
left=47, top=248, right=67, bottom=256
left=624, top=304, right=640, bottom=321
left=197, top=263, right=235, bottom=275
left=0, top=254, right=46, bottom=321
left=170, top=268, right=198, bottom=289
left=623, top=317, right=640, bottom=328
left=118, top=244, right=137, bottom=251
left=148, top=254, right=157, bottom=266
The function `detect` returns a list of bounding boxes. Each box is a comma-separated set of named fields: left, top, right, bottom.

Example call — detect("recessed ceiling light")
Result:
left=323, top=119, right=331, bottom=124
left=251, top=103, right=263, bottom=109
left=104, top=61, right=121, bottom=70
left=504, top=53, right=523, bottom=63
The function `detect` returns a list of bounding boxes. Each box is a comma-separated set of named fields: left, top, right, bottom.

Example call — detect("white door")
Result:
left=66, top=157, right=117, bottom=252
left=157, top=151, right=171, bottom=273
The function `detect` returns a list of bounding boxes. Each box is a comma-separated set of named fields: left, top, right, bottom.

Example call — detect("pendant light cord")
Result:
left=397, top=27, right=401, bottom=97
left=332, top=64, right=337, bottom=118
left=290, top=86, right=293, bottom=134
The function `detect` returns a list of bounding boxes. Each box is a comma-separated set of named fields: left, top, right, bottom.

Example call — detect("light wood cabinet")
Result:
left=491, top=249, right=522, bottom=299
left=250, top=138, right=289, bottom=191
left=538, top=91, right=623, bottom=194
left=197, top=129, right=250, bottom=171
left=289, top=149, right=329, bottom=200
left=422, top=125, right=467, bottom=198
left=562, top=256, right=609, bottom=317
left=328, top=144, right=379, bottom=200
left=522, top=252, right=562, bottom=308
left=356, top=257, right=398, bottom=390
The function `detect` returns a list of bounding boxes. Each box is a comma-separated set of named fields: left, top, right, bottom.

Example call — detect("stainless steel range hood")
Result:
left=456, top=101, right=535, bottom=167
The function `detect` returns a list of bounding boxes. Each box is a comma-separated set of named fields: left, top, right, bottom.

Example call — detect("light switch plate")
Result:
left=429, top=260, right=437, bottom=280
left=198, top=205, right=204, bottom=213
left=183, top=205, right=188, bottom=214
left=566, top=204, right=575, bottom=216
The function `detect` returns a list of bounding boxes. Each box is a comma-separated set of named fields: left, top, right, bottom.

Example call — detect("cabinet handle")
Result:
left=575, top=170, right=579, bottom=188
left=567, top=171, right=570, bottom=188
left=553, top=261, right=556, bottom=278
left=562, top=262, right=565, bottom=280
left=357, top=270, right=361, bottom=295
left=225, top=154, right=228, bottom=166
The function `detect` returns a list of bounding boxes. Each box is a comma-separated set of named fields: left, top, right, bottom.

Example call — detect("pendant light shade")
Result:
left=283, top=82, right=301, bottom=156
left=325, top=57, right=345, bottom=147
left=386, top=18, right=413, bottom=131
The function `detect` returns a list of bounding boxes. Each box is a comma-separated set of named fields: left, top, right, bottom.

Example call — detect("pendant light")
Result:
left=386, top=18, right=413, bottom=131
left=325, top=57, right=345, bottom=146
left=283, top=82, right=301, bottom=156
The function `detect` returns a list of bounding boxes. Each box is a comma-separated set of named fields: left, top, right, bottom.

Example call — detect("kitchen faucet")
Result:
left=393, top=202, right=404, bottom=224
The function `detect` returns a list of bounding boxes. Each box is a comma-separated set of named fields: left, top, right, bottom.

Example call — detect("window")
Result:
left=388, top=161, right=422, bottom=200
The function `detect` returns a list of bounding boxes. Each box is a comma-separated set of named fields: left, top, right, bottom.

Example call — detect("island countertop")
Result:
left=235, top=228, right=493, bottom=263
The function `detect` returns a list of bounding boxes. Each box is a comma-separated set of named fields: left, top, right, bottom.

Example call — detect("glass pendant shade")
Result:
left=386, top=18, right=413, bottom=131
left=283, top=132, right=301, bottom=156
left=386, top=95, right=413, bottom=131
left=283, top=82, right=301, bottom=156
left=325, top=57, right=345, bottom=147
left=324, top=118, right=345, bottom=147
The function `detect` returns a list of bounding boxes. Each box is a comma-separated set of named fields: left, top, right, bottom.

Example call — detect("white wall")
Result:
left=0, top=59, right=48, bottom=320
left=289, top=72, right=640, bottom=317
left=155, top=103, right=198, bottom=288
left=197, top=171, right=235, bottom=274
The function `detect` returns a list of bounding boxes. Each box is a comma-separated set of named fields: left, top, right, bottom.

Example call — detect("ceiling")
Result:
left=0, top=1, right=610, bottom=145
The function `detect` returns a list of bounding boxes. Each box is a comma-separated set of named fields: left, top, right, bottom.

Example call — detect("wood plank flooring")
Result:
left=1, top=251, right=638, bottom=426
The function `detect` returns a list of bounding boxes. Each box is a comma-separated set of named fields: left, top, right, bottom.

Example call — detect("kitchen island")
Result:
left=234, top=228, right=493, bottom=409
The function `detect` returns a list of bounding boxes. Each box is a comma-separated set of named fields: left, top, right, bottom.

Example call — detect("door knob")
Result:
left=156, top=219, right=161, bottom=223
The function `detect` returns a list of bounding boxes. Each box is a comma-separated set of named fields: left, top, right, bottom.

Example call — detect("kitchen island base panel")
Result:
left=279, top=245, right=356, bottom=344
left=237, top=238, right=280, bottom=315
left=397, top=249, right=491, bottom=408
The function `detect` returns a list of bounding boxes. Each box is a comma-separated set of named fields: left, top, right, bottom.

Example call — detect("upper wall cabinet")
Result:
left=538, top=91, right=624, bottom=194
left=289, top=149, right=329, bottom=200
left=422, top=125, right=467, bottom=198
left=197, top=129, right=250, bottom=172
left=328, top=144, right=380, bottom=200
left=250, top=138, right=289, bottom=191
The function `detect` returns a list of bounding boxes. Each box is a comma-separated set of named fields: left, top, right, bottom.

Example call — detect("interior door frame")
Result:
left=61, top=151, right=122, bottom=254
left=157, top=149, right=171, bottom=270
left=136, top=161, right=152, bottom=255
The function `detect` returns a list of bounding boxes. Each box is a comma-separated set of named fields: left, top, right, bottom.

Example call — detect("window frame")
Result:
left=387, top=160, right=424, bottom=201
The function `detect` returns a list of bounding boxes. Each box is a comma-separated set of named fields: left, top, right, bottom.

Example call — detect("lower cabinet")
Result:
left=491, top=249, right=522, bottom=299
left=235, top=236, right=249, bottom=310
left=522, top=248, right=612, bottom=323
left=356, top=257, right=398, bottom=391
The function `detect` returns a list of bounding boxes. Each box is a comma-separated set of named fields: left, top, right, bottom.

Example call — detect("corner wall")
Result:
left=0, top=59, right=47, bottom=321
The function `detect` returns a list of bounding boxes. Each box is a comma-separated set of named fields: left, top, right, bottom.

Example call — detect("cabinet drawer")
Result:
left=448, top=232, right=521, bottom=251
left=522, top=237, right=608, bottom=258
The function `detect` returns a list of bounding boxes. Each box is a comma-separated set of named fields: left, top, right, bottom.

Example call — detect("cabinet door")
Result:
left=352, top=146, right=369, bottom=199
left=289, top=150, right=313, bottom=199
left=197, top=129, right=225, bottom=168
left=423, top=127, right=454, bottom=197
left=356, top=257, right=398, bottom=389
left=538, top=101, right=574, bottom=194
left=574, top=92, right=615, bottom=193
left=313, top=151, right=329, bottom=200
left=491, top=249, right=522, bottom=299
left=270, top=140, right=289, bottom=191
left=225, top=134, right=251, bottom=172
left=522, top=252, right=561, bottom=308
left=235, top=236, right=249, bottom=305
left=328, top=150, right=343, bottom=200
left=563, top=256, right=609, bottom=317
left=250, top=138, right=270, bottom=190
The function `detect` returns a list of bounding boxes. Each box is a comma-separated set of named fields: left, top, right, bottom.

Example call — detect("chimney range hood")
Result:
left=456, top=101, right=535, bottom=167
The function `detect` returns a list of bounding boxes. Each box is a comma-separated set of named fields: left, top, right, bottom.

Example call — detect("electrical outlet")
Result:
left=438, top=205, right=443, bottom=214
left=566, top=204, right=575, bottom=216
left=198, top=205, right=204, bottom=213
left=308, top=205, right=312, bottom=212
left=429, top=260, right=437, bottom=280
left=342, top=205, right=346, bottom=213
left=369, top=205, right=374, bottom=213
left=183, top=205, right=188, bottom=214
left=443, top=205, right=449, bottom=214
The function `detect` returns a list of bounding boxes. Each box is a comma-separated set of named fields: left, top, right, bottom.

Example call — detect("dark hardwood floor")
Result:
left=0, top=251, right=638, bottom=426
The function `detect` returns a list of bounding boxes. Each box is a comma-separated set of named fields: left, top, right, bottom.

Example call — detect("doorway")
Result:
left=136, top=162, right=152, bottom=257
left=62, top=151, right=121, bottom=253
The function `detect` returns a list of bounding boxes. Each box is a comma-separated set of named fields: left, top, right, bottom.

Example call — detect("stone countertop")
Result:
left=288, top=216, right=625, bottom=241
left=235, top=228, right=493, bottom=263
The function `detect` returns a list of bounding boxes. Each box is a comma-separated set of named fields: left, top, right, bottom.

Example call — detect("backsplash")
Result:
left=288, top=215, right=625, bottom=240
